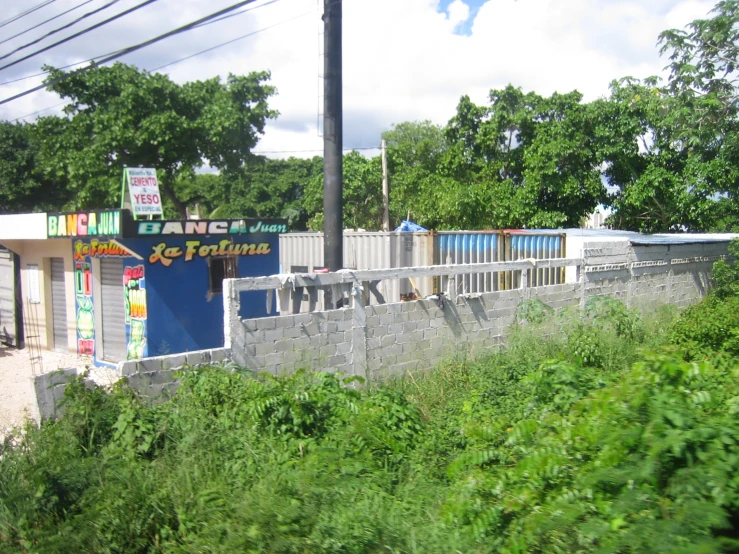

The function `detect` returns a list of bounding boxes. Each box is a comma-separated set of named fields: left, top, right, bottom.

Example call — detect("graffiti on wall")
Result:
left=123, top=265, right=147, bottom=360
left=148, top=239, right=272, bottom=266
left=74, top=239, right=140, bottom=260
left=74, top=258, right=95, bottom=356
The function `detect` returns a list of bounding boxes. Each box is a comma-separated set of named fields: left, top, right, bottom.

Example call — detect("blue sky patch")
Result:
left=437, top=0, right=486, bottom=35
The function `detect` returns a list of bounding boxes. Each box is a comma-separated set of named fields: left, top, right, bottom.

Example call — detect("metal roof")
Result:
left=511, top=228, right=739, bottom=246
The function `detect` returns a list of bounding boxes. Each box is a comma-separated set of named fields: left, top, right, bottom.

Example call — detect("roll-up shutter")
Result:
left=50, top=257, right=68, bottom=352
left=0, top=248, right=16, bottom=345
left=100, top=258, right=126, bottom=362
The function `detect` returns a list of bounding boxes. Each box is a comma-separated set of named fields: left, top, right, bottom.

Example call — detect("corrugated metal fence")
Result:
left=505, top=232, right=566, bottom=289
left=279, top=231, right=565, bottom=310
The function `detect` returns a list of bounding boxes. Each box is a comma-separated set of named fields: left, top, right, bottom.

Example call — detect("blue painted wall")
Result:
left=119, top=234, right=279, bottom=356
left=73, top=233, right=279, bottom=363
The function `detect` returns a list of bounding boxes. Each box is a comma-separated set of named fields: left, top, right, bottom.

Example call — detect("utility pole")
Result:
left=323, top=0, right=343, bottom=276
left=381, top=139, right=390, bottom=232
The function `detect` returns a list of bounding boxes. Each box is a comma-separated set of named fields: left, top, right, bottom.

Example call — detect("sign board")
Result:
left=47, top=210, right=123, bottom=238
left=131, top=219, right=288, bottom=236
left=124, top=168, right=163, bottom=217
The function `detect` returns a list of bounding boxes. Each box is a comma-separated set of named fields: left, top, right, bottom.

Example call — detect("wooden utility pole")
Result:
left=323, top=0, right=343, bottom=275
left=381, top=139, right=389, bottom=232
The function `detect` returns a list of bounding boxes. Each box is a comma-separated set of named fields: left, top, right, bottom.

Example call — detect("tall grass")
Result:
left=3, top=297, right=739, bottom=553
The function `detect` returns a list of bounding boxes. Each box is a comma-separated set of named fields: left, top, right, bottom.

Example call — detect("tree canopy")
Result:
left=5, top=2, right=739, bottom=232
left=33, top=63, right=277, bottom=217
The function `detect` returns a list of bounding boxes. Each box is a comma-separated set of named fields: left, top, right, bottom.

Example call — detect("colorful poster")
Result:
left=125, top=168, right=163, bottom=217
left=74, top=256, right=95, bottom=357
left=123, top=265, right=147, bottom=360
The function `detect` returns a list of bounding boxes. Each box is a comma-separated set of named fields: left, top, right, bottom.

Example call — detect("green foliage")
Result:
left=0, top=121, right=70, bottom=213
left=712, top=238, right=739, bottom=297
left=5, top=292, right=739, bottom=552
left=35, top=63, right=277, bottom=217
left=671, top=295, right=739, bottom=358
left=304, top=151, right=384, bottom=231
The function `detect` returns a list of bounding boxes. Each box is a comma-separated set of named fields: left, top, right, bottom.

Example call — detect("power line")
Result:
left=0, top=0, right=267, bottom=106
left=193, top=0, right=280, bottom=29
left=151, top=9, right=315, bottom=72
left=10, top=100, right=67, bottom=122
left=0, top=0, right=158, bottom=73
left=0, top=0, right=279, bottom=87
left=8, top=7, right=313, bottom=121
left=0, top=0, right=122, bottom=62
left=0, top=0, right=58, bottom=30
left=0, top=58, right=90, bottom=87
left=0, top=0, right=285, bottom=88
left=0, top=0, right=95, bottom=47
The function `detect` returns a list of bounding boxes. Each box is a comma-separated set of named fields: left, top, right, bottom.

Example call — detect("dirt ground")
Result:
left=0, top=346, right=118, bottom=441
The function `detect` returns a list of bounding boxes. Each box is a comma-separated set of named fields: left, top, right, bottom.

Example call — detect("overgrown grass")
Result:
left=2, top=296, right=739, bottom=552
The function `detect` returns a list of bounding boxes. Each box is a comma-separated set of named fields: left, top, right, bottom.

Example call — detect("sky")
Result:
left=0, top=0, right=720, bottom=158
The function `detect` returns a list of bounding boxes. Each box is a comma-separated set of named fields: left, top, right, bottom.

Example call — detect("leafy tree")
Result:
left=304, top=151, right=383, bottom=230
left=188, top=156, right=322, bottom=229
left=0, top=121, right=70, bottom=213
left=592, top=78, right=723, bottom=232
left=608, top=0, right=739, bottom=232
left=35, top=63, right=277, bottom=217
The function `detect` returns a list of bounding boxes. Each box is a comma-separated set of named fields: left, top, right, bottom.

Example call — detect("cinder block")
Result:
left=388, top=323, right=403, bottom=334
left=46, top=368, right=78, bottom=386
left=256, top=318, right=277, bottom=331
left=291, top=337, right=311, bottom=350
left=243, top=319, right=259, bottom=332
left=243, top=329, right=265, bottom=342
left=282, top=326, right=303, bottom=339
left=384, top=344, right=402, bottom=357
left=186, top=351, right=206, bottom=367
left=336, top=342, right=352, bottom=355
left=402, top=322, right=417, bottom=334
left=415, top=318, right=430, bottom=330
left=319, top=344, right=336, bottom=357
left=379, top=314, right=394, bottom=325
left=301, top=322, right=320, bottom=336
left=395, top=312, right=411, bottom=323
left=380, top=335, right=396, bottom=347
left=327, top=355, right=346, bottom=367
left=263, top=352, right=283, bottom=367
left=274, top=341, right=295, bottom=353
left=275, top=316, right=296, bottom=328
left=138, top=357, right=164, bottom=373
left=328, top=333, right=345, bottom=345
left=264, top=328, right=284, bottom=342
left=396, top=333, right=411, bottom=344
left=149, top=370, right=177, bottom=386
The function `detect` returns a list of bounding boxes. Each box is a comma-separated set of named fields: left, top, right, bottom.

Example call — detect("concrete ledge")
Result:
left=117, top=347, right=231, bottom=376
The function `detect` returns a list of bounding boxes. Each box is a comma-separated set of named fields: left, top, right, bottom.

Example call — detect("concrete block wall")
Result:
left=231, top=310, right=355, bottom=375
left=365, top=283, right=582, bottom=381
left=231, top=240, right=730, bottom=380
left=33, top=368, right=93, bottom=420
left=33, top=347, right=232, bottom=421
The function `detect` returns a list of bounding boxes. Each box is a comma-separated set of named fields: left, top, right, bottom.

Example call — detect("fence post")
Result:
left=222, top=279, right=240, bottom=350
left=351, top=283, right=368, bottom=380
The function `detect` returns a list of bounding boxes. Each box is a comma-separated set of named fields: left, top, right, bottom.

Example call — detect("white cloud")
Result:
left=447, top=0, right=471, bottom=29
left=0, top=0, right=722, bottom=157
